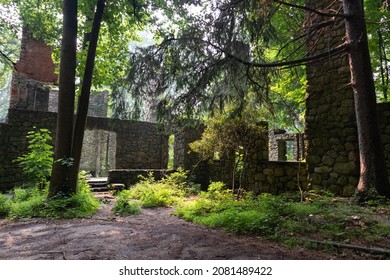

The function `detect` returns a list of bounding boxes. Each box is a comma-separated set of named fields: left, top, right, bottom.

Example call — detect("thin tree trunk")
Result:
left=342, top=0, right=390, bottom=201
left=69, top=0, right=106, bottom=191
left=48, top=0, right=78, bottom=198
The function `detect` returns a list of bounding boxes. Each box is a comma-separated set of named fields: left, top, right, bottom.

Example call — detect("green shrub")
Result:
left=9, top=190, right=46, bottom=218
left=112, top=191, right=142, bottom=216
left=42, top=192, right=100, bottom=218
left=13, top=127, right=53, bottom=188
left=0, top=194, right=11, bottom=218
left=7, top=172, right=99, bottom=219
left=41, top=172, right=99, bottom=218
left=126, top=170, right=189, bottom=208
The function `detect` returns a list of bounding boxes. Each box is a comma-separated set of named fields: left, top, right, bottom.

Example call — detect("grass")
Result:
left=174, top=185, right=390, bottom=247
left=0, top=174, right=100, bottom=219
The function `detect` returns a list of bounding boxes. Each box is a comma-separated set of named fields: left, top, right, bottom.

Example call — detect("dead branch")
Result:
left=303, top=238, right=390, bottom=256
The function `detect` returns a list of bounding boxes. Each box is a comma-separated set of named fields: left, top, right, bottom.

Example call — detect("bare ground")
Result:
left=0, top=194, right=387, bottom=260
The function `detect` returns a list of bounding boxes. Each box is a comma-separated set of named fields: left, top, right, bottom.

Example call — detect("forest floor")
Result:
left=0, top=193, right=388, bottom=260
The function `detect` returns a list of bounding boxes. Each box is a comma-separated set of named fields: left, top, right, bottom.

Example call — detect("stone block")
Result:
left=314, top=166, right=332, bottom=174
left=333, top=162, right=356, bottom=175
left=263, top=168, right=274, bottom=176
left=274, top=167, right=285, bottom=177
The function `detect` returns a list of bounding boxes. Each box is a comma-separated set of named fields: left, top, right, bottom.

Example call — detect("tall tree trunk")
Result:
left=342, top=0, right=390, bottom=200
left=69, top=0, right=105, bottom=191
left=48, top=0, right=78, bottom=198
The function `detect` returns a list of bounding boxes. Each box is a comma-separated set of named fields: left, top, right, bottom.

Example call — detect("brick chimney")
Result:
left=10, top=28, right=58, bottom=111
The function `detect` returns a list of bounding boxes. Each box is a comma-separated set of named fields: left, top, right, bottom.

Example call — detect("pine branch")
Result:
left=274, top=0, right=347, bottom=18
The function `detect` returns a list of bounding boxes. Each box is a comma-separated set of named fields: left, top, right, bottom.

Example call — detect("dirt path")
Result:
left=0, top=196, right=382, bottom=260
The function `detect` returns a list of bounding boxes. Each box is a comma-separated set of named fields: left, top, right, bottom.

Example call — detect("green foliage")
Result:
left=189, top=113, right=264, bottom=161
left=364, top=0, right=390, bottom=101
left=13, top=127, right=53, bottom=188
left=122, top=169, right=192, bottom=208
left=175, top=187, right=390, bottom=246
left=0, top=194, right=11, bottom=217
left=42, top=192, right=99, bottom=219
left=112, top=191, right=142, bottom=216
left=9, top=187, right=46, bottom=218
left=2, top=172, right=99, bottom=219
left=41, top=171, right=100, bottom=218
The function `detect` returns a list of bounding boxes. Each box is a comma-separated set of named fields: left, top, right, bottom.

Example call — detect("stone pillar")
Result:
left=304, top=0, right=359, bottom=195
left=10, top=28, right=58, bottom=111
left=174, top=126, right=210, bottom=187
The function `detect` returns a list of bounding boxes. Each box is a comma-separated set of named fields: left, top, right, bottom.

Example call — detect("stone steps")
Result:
left=86, top=177, right=124, bottom=192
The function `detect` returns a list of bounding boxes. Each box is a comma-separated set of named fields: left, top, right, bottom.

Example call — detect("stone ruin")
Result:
left=2, top=0, right=390, bottom=196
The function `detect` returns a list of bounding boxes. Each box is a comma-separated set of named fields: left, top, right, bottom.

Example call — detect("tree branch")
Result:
left=274, top=0, right=347, bottom=18
left=0, top=49, right=16, bottom=68
left=162, top=36, right=349, bottom=69
left=228, top=43, right=349, bottom=68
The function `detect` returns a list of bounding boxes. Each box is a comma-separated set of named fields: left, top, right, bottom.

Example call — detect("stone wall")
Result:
left=243, top=161, right=308, bottom=194
left=377, top=103, right=390, bottom=180
left=173, top=122, right=306, bottom=194
left=0, top=110, right=57, bottom=190
left=10, top=74, right=50, bottom=111
left=0, top=109, right=169, bottom=192
left=269, top=129, right=304, bottom=161
left=49, top=90, right=109, bottom=118
left=174, top=126, right=210, bottom=188
left=304, top=0, right=359, bottom=196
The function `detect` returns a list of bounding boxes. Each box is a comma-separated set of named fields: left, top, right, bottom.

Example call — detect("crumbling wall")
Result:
left=0, top=109, right=169, bottom=192
left=10, top=28, right=57, bottom=111
left=269, top=129, right=304, bottom=161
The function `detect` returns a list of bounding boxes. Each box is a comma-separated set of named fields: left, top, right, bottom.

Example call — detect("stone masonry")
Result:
left=304, top=0, right=359, bottom=196
left=0, top=109, right=169, bottom=192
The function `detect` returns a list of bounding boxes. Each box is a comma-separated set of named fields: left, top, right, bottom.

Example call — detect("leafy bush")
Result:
left=9, top=187, right=46, bottom=218
left=13, top=127, right=53, bottom=188
left=0, top=194, right=11, bottom=218
left=112, top=191, right=142, bottom=216
left=123, top=169, right=191, bottom=208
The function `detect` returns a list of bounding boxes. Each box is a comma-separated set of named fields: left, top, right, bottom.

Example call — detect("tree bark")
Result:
left=68, top=0, right=105, bottom=191
left=48, top=0, right=78, bottom=198
left=342, top=0, right=390, bottom=200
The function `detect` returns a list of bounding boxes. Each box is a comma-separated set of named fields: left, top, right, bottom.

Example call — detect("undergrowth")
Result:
left=112, top=191, right=141, bottom=216
left=0, top=127, right=100, bottom=219
left=112, top=168, right=200, bottom=212
left=0, top=172, right=99, bottom=219
left=174, top=184, right=390, bottom=246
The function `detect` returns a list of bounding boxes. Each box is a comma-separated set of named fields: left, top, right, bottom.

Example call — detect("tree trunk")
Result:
left=69, top=0, right=105, bottom=191
left=342, top=0, right=390, bottom=200
left=48, top=0, right=78, bottom=198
